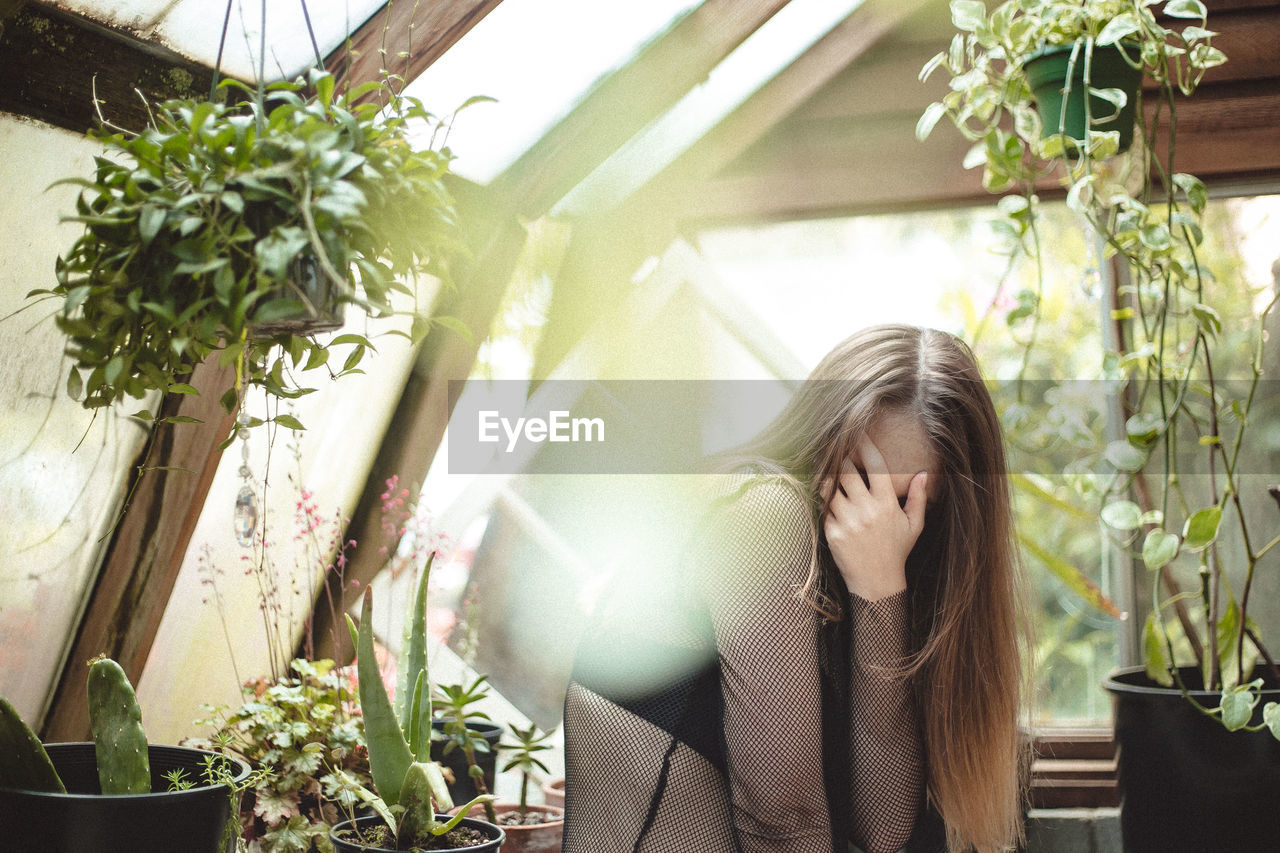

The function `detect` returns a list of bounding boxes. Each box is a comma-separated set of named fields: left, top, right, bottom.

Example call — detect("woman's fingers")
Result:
left=857, top=436, right=894, bottom=498
left=903, top=471, right=929, bottom=536
left=837, top=456, right=865, bottom=499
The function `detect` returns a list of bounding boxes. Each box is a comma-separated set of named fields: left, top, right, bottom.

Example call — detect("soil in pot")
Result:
left=330, top=814, right=504, bottom=852
left=0, top=742, right=250, bottom=853
left=1105, top=665, right=1280, bottom=853
left=1024, top=42, right=1143, bottom=152
left=490, top=803, right=564, bottom=853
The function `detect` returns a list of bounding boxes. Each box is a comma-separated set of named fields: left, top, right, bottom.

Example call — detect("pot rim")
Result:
left=1024, top=39, right=1142, bottom=67
left=1103, top=664, right=1280, bottom=698
left=0, top=742, right=251, bottom=800
left=460, top=801, right=565, bottom=828
left=329, top=814, right=505, bottom=852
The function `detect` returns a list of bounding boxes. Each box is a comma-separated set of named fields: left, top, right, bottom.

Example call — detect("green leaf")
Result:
left=1191, top=303, right=1222, bottom=338
left=950, top=0, right=987, bottom=33
left=432, top=315, right=473, bottom=346
left=1219, top=680, right=1262, bottom=732
left=1182, top=506, right=1222, bottom=551
left=1164, top=0, right=1207, bottom=20
left=1018, top=532, right=1122, bottom=618
left=1104, top=440, right=1146, bottom=472
left=1139, top=223, right=1172, bottom=252
left=66, top=368, right=84, bottom=400
left=139, top=204, right=165, bottom=248
left=1172, top=172, right=1208, bottom=215
left=1142, top=529, right=1180, bottom=571
left=166, top=383, right=200, bottom=395
left=273, top=414, right=306, bottom=431
left=916, top=102, right=947, bottom=141
left=1097, top=16, right=1141, bottom=46
left=1102, top=500, right=1143, bottom=531
left=1125, top=412, right=1163, bottom=444
left=1264, top=702, right=1280, bottom=742
left=1143, top=612, right=1173, bottom=686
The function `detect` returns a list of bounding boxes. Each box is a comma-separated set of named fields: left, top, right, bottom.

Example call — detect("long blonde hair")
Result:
left=731, top=324, right=1029, bottom=853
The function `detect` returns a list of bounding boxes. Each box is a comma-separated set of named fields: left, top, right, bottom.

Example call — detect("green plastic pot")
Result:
left=1024, top=42, right=1143, bottom=152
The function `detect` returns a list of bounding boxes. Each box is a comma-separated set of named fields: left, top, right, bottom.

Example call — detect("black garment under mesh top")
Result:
left=562, top=474, right=947, bottom=853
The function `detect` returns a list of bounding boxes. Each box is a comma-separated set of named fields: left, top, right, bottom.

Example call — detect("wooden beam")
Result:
left=634, top=0, right=933, bottom=201
left=309, top=178, right=528, bottom=663
left=0, top=3, right=217, bottom=134
left=490, top=0, right=794, bottom=218
left=681, top=74, right=1280, bottom=225
left=325, top=0, right=504, bottom=99
left=41, top=359, right=238, bottom=741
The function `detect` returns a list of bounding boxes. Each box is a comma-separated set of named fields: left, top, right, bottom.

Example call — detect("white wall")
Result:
left=0, top=112, right=150, bottom=726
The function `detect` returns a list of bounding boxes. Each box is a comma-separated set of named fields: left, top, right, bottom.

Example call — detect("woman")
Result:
left=562, top=325, right=1028, bottom=853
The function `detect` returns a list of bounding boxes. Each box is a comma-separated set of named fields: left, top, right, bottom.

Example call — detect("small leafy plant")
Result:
left=30, top=69, right=467, bottom=423
left=194, top=658, right=371, bottom=853
left=435, top=677, right=499, bottom=824
left=498, top=724, right=554, bottom=819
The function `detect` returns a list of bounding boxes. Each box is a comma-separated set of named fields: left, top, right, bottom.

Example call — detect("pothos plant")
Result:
left=30, top=68, right=473, bottom=431
left=923, top=0, right=1280, bottom=739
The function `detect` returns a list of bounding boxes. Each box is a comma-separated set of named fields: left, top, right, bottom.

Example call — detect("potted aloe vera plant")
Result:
left=330, top=555, right=502, bottom=851
left=0, top=657, right=252, bottom=853
left=29, top=67, right=463, bottom=428
left=923, top=2, right=1278, bottom=850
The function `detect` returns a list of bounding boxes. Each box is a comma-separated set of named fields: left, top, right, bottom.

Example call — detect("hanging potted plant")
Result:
left=917, top=0, right=1225, bottom=188
left=330, top=558, right=502, bottom=851
left=921, top=2, right=1280, bottom=851
left=0, top=657, right=254, bottom=853
left=28, top=64, right=465, bottom=428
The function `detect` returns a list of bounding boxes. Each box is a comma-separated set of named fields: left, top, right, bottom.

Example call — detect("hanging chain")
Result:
left=234, top=411, right=259, bottom=547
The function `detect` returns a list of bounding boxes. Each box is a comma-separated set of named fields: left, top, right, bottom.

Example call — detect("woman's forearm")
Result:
left=848, top=590, right=925, bottom=853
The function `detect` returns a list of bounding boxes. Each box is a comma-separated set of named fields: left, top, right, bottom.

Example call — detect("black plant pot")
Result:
left=0, top=742, right=250, bottom=853
left=1105, top=665, right=1280, bottom=852
left=250, top=255, right=346, bottom=336
left=430, top=720, right=503, bottom=803
left=330, top=814, right=504, bottom=852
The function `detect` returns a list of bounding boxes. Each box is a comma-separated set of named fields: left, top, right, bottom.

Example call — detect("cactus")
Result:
left=0, top=697, right=65, bottom=793
left=86, top=655, right=150, bottom=794
left=346, top=557, right=494, bottom=845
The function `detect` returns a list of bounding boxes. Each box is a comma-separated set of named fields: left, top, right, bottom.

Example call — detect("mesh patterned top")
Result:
left=561, top=473, right=947, bottom=853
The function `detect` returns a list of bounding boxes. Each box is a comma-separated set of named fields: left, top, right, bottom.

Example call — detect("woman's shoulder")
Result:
left=703, top=465, right=812, bottom=526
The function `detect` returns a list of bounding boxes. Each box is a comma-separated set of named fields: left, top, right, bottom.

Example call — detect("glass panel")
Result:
left=0, top=116, right=149, bottom=728
left=403, top=0, right=702, bottom=183
left=57, top=0, right=387, bottom=80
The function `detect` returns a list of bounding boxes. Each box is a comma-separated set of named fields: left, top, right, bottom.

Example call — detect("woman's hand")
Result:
left=822, top=437, right=928, bottom=602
